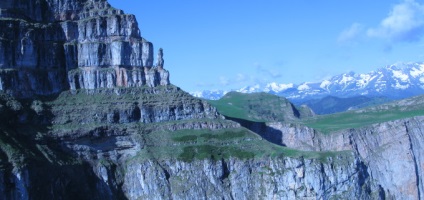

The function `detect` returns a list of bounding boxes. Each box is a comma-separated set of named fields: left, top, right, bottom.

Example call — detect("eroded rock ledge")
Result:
left=0, top=0, right=169, bottom=98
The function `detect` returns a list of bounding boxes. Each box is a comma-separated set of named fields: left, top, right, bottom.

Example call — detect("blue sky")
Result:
left=109, top=0, right=424, bottom=92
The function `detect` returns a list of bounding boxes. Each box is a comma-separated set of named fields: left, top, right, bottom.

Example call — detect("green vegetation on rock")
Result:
left=136, top=126, right=349, bottom=162
left=303, top=94, right=424, bottom=133
left=0, top=88, right=345, bottom=168
left=208, top=92, right=312, bottom=122
left=207, top=91, right=424, bottom=136
left=300, top=95, right=392, bottom=115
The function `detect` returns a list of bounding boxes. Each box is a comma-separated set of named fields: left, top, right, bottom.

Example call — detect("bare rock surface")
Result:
left=263, top=117, right=424, bottom=199
left=0, top=0, right=169, bottom=98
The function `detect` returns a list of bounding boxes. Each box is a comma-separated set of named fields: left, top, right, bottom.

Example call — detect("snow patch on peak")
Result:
left=237, top=84, right=261, bottom=93
left=393, top=82, right=410, bottom=90
left=298, top=83, right=310, bottom=91
left=410, top=64, right=424, bottom=78
left=339, top=74, right=354, bottom=84
left=392, top=70, right=409, bottom=82
left=265, top=82, right=293, bottom=92
left=356, top=74, right=375, bottom=88
left=320, top=80, right=331, bottom=89
left=190, top=90, right=228, bottom=100
left=191, top=91, right=203, bottom=98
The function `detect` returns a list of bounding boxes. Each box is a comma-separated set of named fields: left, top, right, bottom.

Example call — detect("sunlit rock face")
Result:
left=0, top=0, right=169, bottom=98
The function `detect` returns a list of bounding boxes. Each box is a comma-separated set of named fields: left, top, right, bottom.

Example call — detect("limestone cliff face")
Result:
left=263, top=117, right=424, bottom=199
left=121, top=155, right=373, bottom=200
left=0, top=0, right=169, bottom=97
left=2, top=87, right=421, bottom=199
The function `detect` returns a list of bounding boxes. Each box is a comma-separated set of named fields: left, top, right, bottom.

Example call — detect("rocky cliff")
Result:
left=0, top=89, right=380, bottom=199
left=1, top=0, right=424, bottom=200
left=252, top=117, right=424, bottom=199
left=0, top=0, right=169, bottom=98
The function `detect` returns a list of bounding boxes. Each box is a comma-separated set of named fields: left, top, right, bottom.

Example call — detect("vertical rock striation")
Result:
left=0, top=0, right=170, bottom=98
left=262, top=117, right=424, bottom=199
left=122, top=155, right=373, bottom=200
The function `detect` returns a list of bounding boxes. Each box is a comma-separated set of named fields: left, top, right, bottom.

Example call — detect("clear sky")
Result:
left=108, top=0, right=424, bottom=92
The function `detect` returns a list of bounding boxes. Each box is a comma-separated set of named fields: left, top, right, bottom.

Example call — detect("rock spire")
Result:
left=157, top=48, right=164, bottom=69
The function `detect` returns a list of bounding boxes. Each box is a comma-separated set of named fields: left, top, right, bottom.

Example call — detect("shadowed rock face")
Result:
left=0, top=0, right=169, bottom=98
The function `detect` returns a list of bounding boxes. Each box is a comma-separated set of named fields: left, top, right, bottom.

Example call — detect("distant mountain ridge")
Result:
left=302, top=95, right=392, bottom=115
left=192, top=62, right=424, bottom=101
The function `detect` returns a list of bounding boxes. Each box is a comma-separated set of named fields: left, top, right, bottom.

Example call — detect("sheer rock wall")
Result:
left=0, top=0, right=169, bottom=98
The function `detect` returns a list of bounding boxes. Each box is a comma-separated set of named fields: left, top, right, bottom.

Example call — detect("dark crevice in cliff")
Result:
left=223, top=116, right=284, bottom=146
left=290, top=103, right=301, bottom=118
left=220, top=158, right=230, bottom=182
left=154, top=161, right=172, bottom=196
left=378, top=185, right=386, bottom=200
left=162, top=166, right=171, bottom=182
left=404, top=122, right=422, bottom=200
left=131, top=103, right=141, bottom=122
left=356, top=160, right=371, bottom=196
left=105, top=164, right=128, bottom=200
left=318, top=163, right=327, bottom=199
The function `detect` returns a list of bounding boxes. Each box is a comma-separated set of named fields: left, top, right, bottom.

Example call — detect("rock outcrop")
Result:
left=0, top=0, right=169, bottom=98
left=0, top=88, right=380, bottom=199
left=2, top=79, right=422, bottom=200
left=121, top=155, right=374, bottom=200
left=259, top=117, right=424, bottom=199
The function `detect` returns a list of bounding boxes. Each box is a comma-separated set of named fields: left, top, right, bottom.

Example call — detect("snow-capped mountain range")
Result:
left=192, top=62, right=424, bottom=102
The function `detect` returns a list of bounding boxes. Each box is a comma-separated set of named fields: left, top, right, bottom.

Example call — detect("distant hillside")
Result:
left=300, top=95, right=392, bottom=115
left=208, top=92, right=314, bottom=122
left=303, top=94, right=424, bottom=133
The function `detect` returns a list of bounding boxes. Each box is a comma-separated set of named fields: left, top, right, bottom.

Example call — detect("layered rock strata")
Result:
left=0, top=0, right=169, bottom=98
left=0, top=89, right=379, bottom=199
left=261, top=117, right=424, bottom=199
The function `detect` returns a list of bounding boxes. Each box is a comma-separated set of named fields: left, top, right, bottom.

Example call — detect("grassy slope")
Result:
left=132, top=126, right=347, bottom=163
left=207, top=91, right=424, bottom=135
left=301, top=95, right=391, bottom=115
left=0, top=89, right=344, bottom=164
left=14, top=87, right=421, bottom=163
left=142, top=93, right=424, bottom=160
left=303, top=94, right=424, bottom=133
left=208, top=92, right=307, bottom=122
